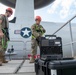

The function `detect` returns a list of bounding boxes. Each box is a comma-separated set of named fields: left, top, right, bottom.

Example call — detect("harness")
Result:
left=0, top=14, right=9, bottom=48
left=32, top=24, right=44, bottom=39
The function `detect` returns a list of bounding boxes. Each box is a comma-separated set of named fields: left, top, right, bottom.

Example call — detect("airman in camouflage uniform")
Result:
left=0, top=8, right=13, bottom=65
left=30, top=16, right=46, bottom=63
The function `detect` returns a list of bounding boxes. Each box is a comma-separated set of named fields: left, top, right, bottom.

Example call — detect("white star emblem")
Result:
left=22, top=28, right=31, bottom=36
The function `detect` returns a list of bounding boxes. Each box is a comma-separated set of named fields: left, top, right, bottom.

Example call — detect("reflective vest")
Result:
left=32, top=24, right=44, bottom=39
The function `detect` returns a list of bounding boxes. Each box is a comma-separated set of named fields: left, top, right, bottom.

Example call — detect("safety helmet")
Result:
left=35, top=16, right=41, bottom=21
left=6, top=7, right=13, bottom=15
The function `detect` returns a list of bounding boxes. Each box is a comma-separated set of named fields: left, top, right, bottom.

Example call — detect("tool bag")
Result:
left=39, top=35, right=63, bottom=60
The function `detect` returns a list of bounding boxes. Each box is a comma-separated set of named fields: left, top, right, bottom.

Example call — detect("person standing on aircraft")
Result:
left=30, top=16, right=46, bottom=63
left=0, top=7, right=13, bottom=65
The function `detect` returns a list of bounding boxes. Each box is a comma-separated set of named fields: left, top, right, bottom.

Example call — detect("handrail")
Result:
left=63, top=41, right=76, bottom=46
left=53, top=14, right=76, bottom=35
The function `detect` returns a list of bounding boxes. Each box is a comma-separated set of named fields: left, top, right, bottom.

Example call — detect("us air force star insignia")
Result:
left=20, top=27, right=32, bottom=38
left=22, top=28, right=31, bottom=36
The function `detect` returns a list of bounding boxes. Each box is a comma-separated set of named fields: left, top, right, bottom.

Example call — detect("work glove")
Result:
left=41, top=28, right=45, bottom=31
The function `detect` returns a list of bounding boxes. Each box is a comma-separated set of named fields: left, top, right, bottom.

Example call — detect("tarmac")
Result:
left=0, top=60, right=35, bottom=75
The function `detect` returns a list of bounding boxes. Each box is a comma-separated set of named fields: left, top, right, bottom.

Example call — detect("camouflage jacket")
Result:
left=0, top=14, right=9, bottom=40
left=0, top=14, right=9, bottom=29
left=31, top=24, right=46, bottom=39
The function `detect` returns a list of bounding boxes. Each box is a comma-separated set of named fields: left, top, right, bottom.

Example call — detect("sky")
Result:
left=35, top=0, right=76, bottom=22
left=0, top=0, right=76, bottom=23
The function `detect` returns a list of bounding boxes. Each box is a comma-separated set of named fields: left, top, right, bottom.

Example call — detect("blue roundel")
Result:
left=20, top=27, right=32, bottom=38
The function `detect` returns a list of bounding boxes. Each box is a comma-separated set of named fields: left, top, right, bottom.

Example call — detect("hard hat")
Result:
left=6, top=7, right=13, bottom=15
left=35, top=16, right=41, bottom=21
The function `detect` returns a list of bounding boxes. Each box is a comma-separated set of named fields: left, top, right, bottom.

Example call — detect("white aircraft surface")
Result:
left=0, top=0, right=76, bottom=60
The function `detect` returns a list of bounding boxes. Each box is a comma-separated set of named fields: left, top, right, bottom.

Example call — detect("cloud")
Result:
left=61, top=0, right=73, bottom=9
left=47, top=0, right=76, bottom=19
left=72, top=11, right=76, bottom=15
left=60, top=0, right=75, bottom=19
left=60, top=9, right=69, bottom=19
left=74, top=1, right=76, bottom=7
left=47, top=0, right=61, bottom=14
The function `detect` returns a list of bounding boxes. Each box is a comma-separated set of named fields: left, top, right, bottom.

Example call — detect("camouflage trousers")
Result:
left=0, top=35, right=7, bottom=59
left=31, top=39, right=39, bottom=56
